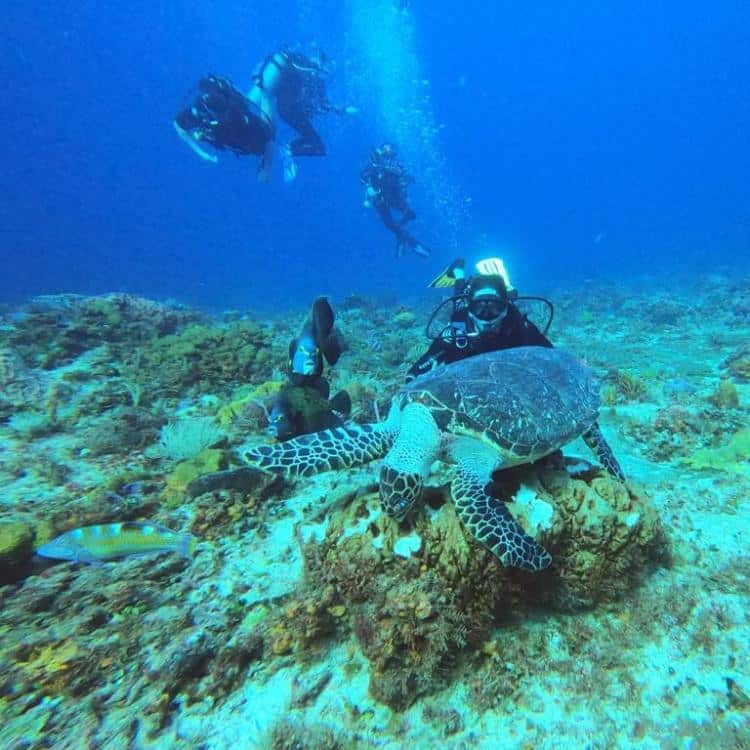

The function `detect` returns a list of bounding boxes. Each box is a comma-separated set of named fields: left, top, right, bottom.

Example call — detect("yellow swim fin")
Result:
left=428, top=258, right=465, bottom=288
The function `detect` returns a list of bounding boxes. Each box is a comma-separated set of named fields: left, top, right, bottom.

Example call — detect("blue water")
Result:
left=2, top=0, right=749, bottom=311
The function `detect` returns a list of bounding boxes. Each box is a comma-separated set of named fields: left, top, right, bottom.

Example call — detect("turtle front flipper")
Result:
left=449, top=437, right=552, bottom=572
left=582, top=422, right=625, bottom=482
left=244, top=404, right=400, bottom=478
left=379, top=402, right=441, bottom=520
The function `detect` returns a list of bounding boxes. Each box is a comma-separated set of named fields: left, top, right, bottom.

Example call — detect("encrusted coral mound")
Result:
left=293, top=459, right=666, bottom=709
left=534, top=463, right=668, bottom=609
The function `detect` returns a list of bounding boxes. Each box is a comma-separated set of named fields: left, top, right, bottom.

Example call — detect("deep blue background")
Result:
left=2, top=0, right=748, bottom=311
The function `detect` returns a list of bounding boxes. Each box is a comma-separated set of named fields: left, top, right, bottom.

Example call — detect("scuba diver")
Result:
left=408, top=257, right=627, bottom=482
left=174, top=74, right=275, bottom=180
left=407, top=257, right=548, bottom=380
left=360, top=144, right=431, bottom=258
left=268, top=297, right=352, bottom=442
left=250, top=47, right=358, bottom=181
left=183, top=298, right=351, bottom=498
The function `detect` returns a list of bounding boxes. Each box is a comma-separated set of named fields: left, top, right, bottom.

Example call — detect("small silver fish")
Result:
left=36, top=522, right=196, bottom=564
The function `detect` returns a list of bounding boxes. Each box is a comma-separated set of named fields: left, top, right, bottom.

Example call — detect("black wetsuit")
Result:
left=256, top=51, right=339, bottom=157
left=361, top=158, right=428, bottom=256
left=407, top=302, right=551, bottom=381
left=176, top=76, right=273, bottom=156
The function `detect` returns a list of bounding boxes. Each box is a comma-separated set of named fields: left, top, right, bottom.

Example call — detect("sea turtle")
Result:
left=243, top=346, right=616, bottom=572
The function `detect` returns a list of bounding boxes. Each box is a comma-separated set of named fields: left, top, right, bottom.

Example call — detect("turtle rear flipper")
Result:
left=449, top=437, right=552, bottom=572
left=245, top=403, right=401, bottom=478
left=582, top=422, right=625, bottom=482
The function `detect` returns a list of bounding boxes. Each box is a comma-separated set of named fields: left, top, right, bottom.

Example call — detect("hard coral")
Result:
left=285, top=459, right=665, bottom=708
left=539, top=471, right=668, bottom=609
left=0, top=346, right=48, bottom=408
left=6, top=294, right=201, bottom=369
left=123, top=320, right=273, bottom=401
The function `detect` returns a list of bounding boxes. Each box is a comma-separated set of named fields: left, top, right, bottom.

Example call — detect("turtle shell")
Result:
left=401, top=347, right=599, bottom=460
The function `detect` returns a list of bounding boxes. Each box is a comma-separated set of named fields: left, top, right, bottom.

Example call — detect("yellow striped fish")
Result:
left=36, top=522, right=196, bottom=564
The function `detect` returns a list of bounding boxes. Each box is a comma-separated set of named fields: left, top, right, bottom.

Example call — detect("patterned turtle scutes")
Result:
left=237, top=348, right=614, bottom=573
left=451, top=467, right=552, bottom=571
left=379, top=466, right=422, bottom=520
left=244, top=423, right=396, bottom=478
left=402, top=347, right=599, bottom=462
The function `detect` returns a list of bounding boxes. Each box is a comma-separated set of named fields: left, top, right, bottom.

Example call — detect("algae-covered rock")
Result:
left=124, top=321, right=273, bottom=401
left=290, top=458, right=666, bottom=709
left=683, top=428, right=750, bottom=475
left=83, top=406, right=163, bottom=456
left=164, top=449, right=228, bottom=505
left=0, top=521, right=35, bottom=567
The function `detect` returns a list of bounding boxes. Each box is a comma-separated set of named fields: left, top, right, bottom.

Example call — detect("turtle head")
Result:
left=379, top=465, right=423, bottom=520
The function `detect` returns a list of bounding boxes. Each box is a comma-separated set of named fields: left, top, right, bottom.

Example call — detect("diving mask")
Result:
left=467, top=284, right=508, bottom=333
left=469, top=295, right=507, bottom=322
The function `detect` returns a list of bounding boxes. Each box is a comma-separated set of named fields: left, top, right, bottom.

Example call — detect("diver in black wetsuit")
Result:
left=407, top=262, right=548, bottom=380
left=360, top=144, right=431, bottom=258
left=268, top=297, right=351, bottom=442
left=408, top=258, right=627, bottom=481
left=174, top=75, right=275, bottom=178
left=250, top=48, right=357, bottom=181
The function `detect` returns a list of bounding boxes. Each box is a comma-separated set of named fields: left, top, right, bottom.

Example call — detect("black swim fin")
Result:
left=309, top=296, right=346, bottom=366
left=311, top=297, right=335, bottom=340
left=320, top=328, right=346, bottom=366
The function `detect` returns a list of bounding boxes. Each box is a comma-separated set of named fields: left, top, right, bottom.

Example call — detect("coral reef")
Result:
left=604, top=368, right=650, bottom=403
left=0, top=548, right=266, bottom=743
left=276, top=459, right=666, bottom=709
left=119, top=320, right=274, bottom=402
left=4, top=294, right=202, bottom=369
left=722, top=345, right=750, bottom=382
left=1, top=276, right=748, bottom=748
